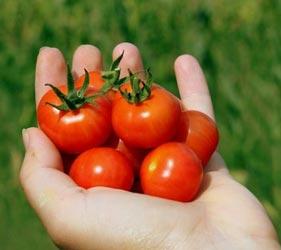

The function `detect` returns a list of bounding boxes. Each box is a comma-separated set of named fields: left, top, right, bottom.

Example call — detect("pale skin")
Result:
left=20, top=43, right=280, bottom=250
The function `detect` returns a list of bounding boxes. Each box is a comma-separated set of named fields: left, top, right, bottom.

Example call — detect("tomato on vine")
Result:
left=37, top=71, right=111, bottom=154
left=112, top=70, right=182, bottom=149
left=37, top=54, right=125, bottom=154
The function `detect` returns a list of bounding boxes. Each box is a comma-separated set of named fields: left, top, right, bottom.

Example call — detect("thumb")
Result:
left=20, top=127, right=76, bottom=221
left=21, top=127, right=63, bottom=179
left=20, top=128, right=82, bottom=248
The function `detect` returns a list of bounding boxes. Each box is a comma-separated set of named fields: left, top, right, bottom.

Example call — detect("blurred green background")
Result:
left=0, top=0, right=280, bottom=249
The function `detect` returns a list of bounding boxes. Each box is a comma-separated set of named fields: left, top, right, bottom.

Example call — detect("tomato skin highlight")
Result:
left=140, top=142, right=203, bottom=202
left=112, top=87, right=181, bottom=149
left=69, top=147, right=134, bottom=190
left=177, top=111, right=219, bottom=166
left=37, top=86, right=112, bottom=154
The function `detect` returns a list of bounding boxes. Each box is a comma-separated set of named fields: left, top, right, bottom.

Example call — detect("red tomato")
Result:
left=76, top=71, right=115, bottom=101
left=37, top=85, right=112, bottom=154
left=69, top=147, right=134, bottom=190
left=177, top=111, right=219, bottom=166
left=112, top=86, right=181, bottom=149
left=140, top=142, right=203, bottom=202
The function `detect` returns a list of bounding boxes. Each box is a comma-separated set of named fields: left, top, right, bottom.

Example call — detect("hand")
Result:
left=20, top=43, right=280, bottom=250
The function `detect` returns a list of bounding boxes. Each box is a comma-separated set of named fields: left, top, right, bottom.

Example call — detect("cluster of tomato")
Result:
left=37, top=54, right=218, bottom=202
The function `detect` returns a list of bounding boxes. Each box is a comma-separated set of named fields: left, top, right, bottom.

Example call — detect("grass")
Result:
left=0, top=0, right=280, bottom=248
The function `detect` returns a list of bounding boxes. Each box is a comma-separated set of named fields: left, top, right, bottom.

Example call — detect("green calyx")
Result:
left=119, top=68, right=153, bottom=104
left=100, top=51, right=128, bottom=93
left=46, top=52, right=126, bottom=111
left=45, top=68, right=97, bottom=111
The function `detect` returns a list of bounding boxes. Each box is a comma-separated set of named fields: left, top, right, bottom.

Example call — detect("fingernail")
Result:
left=39, top=46, right=50, bottom=52
left=22, top=129, right=30, bottom=150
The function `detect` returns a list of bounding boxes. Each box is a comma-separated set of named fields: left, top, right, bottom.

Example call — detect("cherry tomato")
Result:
left=112, top=86, right=181, bottom=149
left=37, top=85, right=112, bottom=154
left=69, top=147, right=134, bottom=190
left=140, top=142, right=203, bottom=202
left=177, top=111, right=219, bottom=166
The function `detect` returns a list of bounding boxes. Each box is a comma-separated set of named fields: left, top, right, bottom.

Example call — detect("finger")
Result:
left=72, top=44, right=103, bottom=80
left=20, top=128, right=78, bottom=228
left=112, top=42, right=144, bottom=77
left=174, top=55, right=215, bottom=120
left=35, top=47, right=67, bottom=107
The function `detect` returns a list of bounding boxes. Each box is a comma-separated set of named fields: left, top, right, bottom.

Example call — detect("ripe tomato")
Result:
left=140, top=142, right=203, bottom=202
left=69, top=147, right=134, bottom=190
left=37, top=85, right=112, bottom=154
left=177, top=111, right=219, bottom=166
left=112, top=86, right=181, bottom=149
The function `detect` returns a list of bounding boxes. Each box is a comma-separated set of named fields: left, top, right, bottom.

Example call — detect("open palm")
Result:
left=20, top=43, right=280, bottom=250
